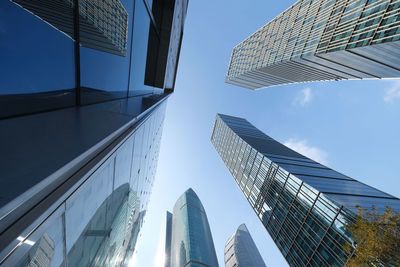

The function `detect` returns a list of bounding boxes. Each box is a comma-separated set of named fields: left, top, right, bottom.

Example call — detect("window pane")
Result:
left=79, top=0, right=133, bottom=104
left=0, top=0, right=75, bottom=118
left=129, top=0, right=158, bottom=96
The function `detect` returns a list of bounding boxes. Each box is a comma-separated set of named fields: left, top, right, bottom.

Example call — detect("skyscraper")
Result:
left=0, top=0, right=188, bottom=265
left=165, top=188, right=219, bottom=267
left=211, top=114, right=400, bottom=266
left=224, top=224, right=266, bottom=267
left=225, top=0, right=400, bottom=89
left=164, top=211, right=173, bottom=267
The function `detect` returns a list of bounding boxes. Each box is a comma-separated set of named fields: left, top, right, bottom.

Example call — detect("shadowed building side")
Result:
left=224, top=224, right=266, bottom=267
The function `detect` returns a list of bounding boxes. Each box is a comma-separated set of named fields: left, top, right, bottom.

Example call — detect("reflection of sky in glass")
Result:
left=0, top=2, right=75, bottom=94
left=80, top=0, right=133, bottom=93
left=65, top=159, right=114, bottom=253
left=1, top=103, right=167, bottom=266
left=0, top=0, right=156, bottom=98
left=129, top=0, right=155, bottom=96
left=15, top=211, right=64, bottom=267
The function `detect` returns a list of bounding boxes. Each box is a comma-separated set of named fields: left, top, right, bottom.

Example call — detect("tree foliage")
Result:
left=344, top=206, right=400, bottom=266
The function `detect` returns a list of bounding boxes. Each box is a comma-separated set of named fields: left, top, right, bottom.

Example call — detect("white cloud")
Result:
left=284, top=139, right=328, bottom=165
left=383, top=80, right=400, bottom=103
left=294, top=87, right=312, bottom=106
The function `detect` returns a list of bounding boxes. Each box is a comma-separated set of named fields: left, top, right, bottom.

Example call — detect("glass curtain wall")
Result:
left=0, top=0, right=163, bottom=118
left=0, top=102, right=167, bottom=267
left=211, top=114, right=400, bottom=267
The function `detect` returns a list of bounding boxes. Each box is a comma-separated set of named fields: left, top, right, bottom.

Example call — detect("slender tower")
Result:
left=225, top=224, right=266, bottom=267
left=226, top=0, right=400, bottom=89
left=211, top=114, right=400, bottom=266
left=165, top=188, right=219, bottom=267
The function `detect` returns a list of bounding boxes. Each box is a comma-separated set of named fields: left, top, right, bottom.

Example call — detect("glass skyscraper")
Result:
left=211, top=114, right=400, bottom=267
left=164, top=188, right=219, bottom=267
left=224, top=224, right=266, bottom=267
left=225, top=0, right=400, bottom=89
left=0, top=0, right=188, bottom=266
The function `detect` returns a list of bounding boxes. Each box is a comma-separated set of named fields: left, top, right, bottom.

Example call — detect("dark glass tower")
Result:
left=164, top=188, right=219, bottom=267
left=211, top=114, right=400, bottom=267
left=0, top=0, right=188, bottom=266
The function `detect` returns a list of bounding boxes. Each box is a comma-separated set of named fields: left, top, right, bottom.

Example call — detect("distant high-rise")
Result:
left=164, top=211, right=173, bottom=267
left=211, top=114, right=400, bottom=266
left=165, top=188, right=219, bottom=267
left=226, top=0, right=400, bottom=89
left=224, top=224, right=266, bottom=267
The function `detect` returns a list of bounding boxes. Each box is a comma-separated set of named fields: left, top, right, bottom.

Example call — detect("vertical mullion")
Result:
left=74, top=0, right=81, bottom=105
left=127, top=0, right=136, bottom=98
left=62, top=207, right=67, bottom=267
left=368, top=0, right=393, bottom=45
left=286, top=192, right=321, bottom=259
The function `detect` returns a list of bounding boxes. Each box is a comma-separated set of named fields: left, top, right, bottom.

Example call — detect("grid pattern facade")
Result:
left=211, top=114, right=400, bottom=267
left=226, top=0, right=400, bottom=89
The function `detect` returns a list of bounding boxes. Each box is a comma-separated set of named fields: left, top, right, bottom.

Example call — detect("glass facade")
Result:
left=0, top=0, right=188, bottom=266
left=1, top=102, right=166, bottom=266
left=165, top=189, right=219, bottom=267
left=0, top=0, right=188, bottom=117
left=211, top=114, right=400, bottom=267
left=225, top=0, right=400, bottom=89
left=224, top=224, right=266, bottom=267
left=164, top=211, right=173, bottom=267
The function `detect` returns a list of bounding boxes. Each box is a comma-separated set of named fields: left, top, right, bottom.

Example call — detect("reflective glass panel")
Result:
left=65, top=159, right=114, bottom=266
left=129, top=0, right=158, bottom=96
left=0, top=0, right=75, bottom=118
left=1, top=206, right=65, bottom=267
left=79, top=0, right=133, bottom=104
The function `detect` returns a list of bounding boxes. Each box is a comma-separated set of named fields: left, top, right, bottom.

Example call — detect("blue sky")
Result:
left=133, top=0, right=400, bottom=266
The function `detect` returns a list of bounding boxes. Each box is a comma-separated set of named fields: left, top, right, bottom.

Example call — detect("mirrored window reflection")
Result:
left=0, top=103, right=167, bottom=266
left=79, top=0, right=133, bottom=104
left=114, top=135, right=134, bottom=190
left=1, top=206, right=65, bottom=267
left=129, top=0, right=157, bottom=96
left=65, top=159, right=114, bottom=266
left=0, top=1, right=75, bottom=118
left=16, top=217, right=65, bottom=267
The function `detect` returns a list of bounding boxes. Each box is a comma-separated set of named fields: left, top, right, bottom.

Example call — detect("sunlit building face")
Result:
left=226, top=0, right=400, bottom=89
